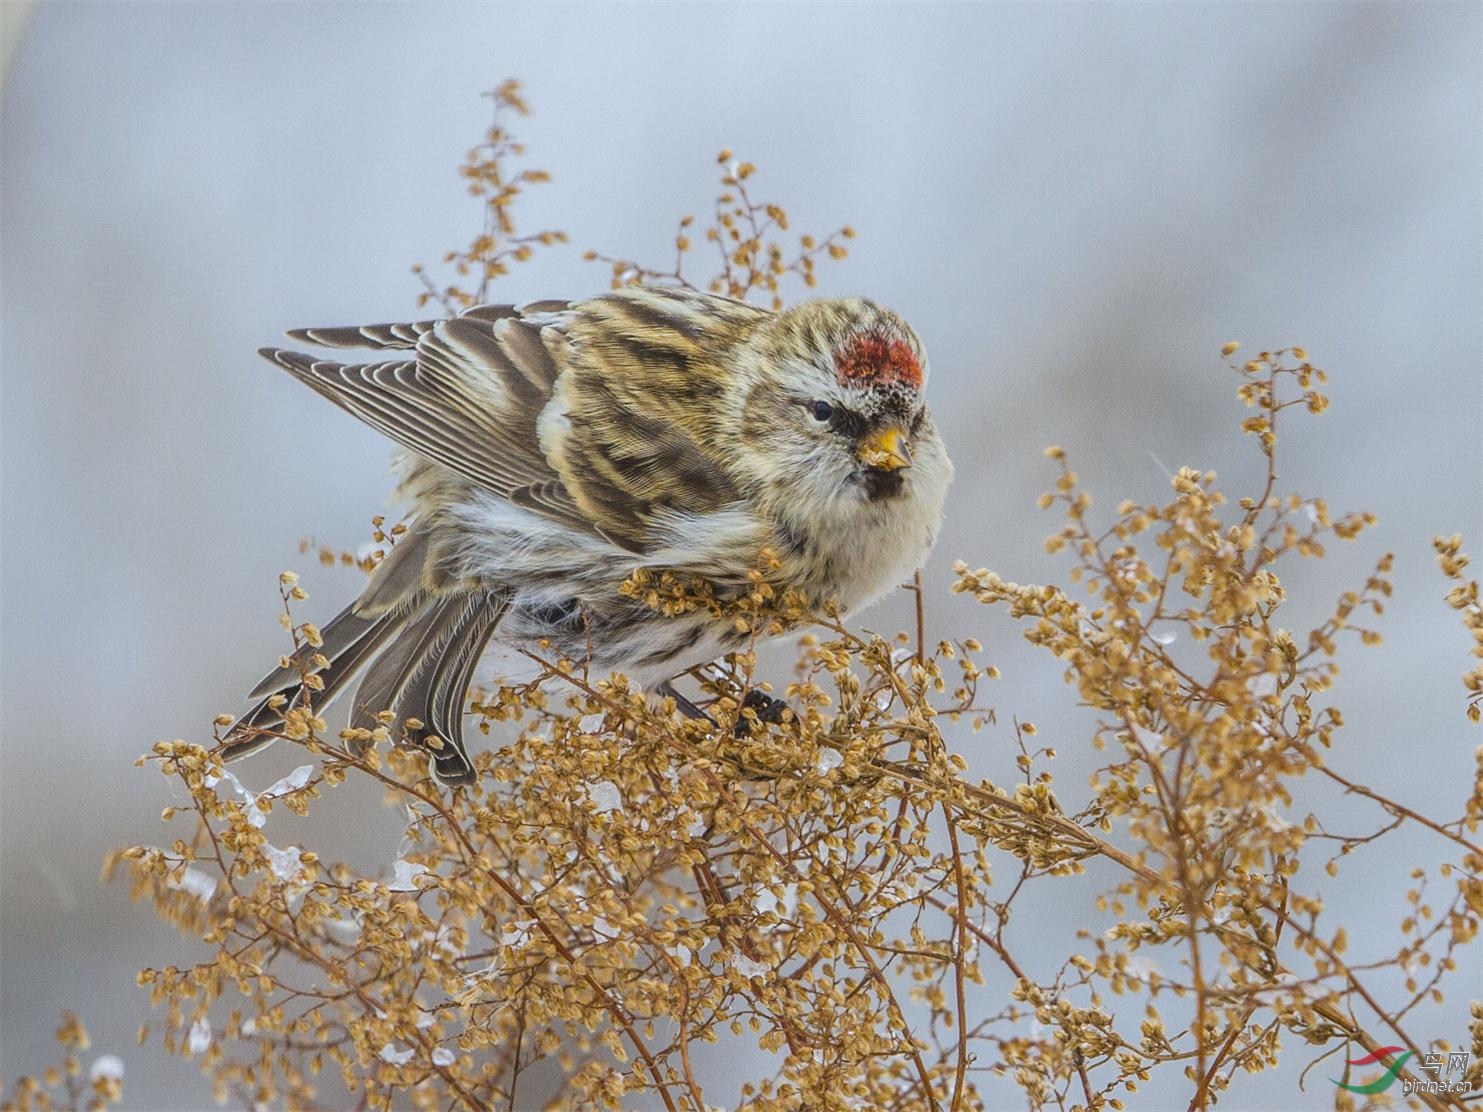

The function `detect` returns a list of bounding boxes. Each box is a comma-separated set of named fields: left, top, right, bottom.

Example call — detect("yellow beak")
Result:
left=858, top=426, right=913, bottom=471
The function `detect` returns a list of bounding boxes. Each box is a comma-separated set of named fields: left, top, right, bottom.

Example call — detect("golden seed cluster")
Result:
left=584, top=149, right=857, bottom=310
left=412, top=80, right=569, bottom=314
left=73, top=342, right=1482, bottom=1111
left=7, top=84, right=1478, bottom=1112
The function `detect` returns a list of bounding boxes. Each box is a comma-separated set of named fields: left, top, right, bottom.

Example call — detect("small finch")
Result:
left=224, top=286, right=952, bottom=783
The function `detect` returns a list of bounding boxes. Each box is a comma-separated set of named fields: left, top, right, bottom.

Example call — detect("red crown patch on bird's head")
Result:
left=834, top=333, right=923, bottom=392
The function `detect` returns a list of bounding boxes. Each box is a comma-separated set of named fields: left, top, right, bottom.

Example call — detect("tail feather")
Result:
left=349, top=599, right=463, bottom=733
left=248, top=527, right=433, bottom=701
left=356, top=526, right=436, bottom=616
left=224, top=585, right=509, bottom=788
left=222, top=605, right=408, bottom=762
left=396, top=592, right=507, bottom=785
left=247, top=606, right=383, bottom=701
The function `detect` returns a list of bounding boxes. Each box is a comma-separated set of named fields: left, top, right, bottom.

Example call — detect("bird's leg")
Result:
left=657, top=680, right=715, bottom=725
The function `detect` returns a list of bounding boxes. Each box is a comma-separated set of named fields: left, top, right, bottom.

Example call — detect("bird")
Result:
left=222, top=285, right=952, bottom=785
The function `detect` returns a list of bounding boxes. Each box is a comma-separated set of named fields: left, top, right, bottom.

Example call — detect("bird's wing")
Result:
left=261, top=301, right=594, bottom=532
left=532, top=287, right=772, bottom=551
left=261, top=291, right=760, bottom=553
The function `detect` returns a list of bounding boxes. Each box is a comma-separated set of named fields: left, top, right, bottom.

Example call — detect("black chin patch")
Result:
left=862, top=468, right=906, bottom=501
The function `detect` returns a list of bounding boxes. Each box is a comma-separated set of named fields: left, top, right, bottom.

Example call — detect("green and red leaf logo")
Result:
left=1331, top=1047, right=1413, bottom=1094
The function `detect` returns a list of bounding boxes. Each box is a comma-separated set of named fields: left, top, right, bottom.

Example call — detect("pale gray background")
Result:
left=3, top=3, right=1480, bottom=1109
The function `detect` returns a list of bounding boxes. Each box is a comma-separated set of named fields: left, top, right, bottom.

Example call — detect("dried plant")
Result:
left=8, top=84, right=1478, bottom=1112
left=584, top=150, right=856, bottom=309
left=95, top=342, right=1483, bottom=1109
left=412, top=80, right=568, bottom=315
left=1, top=1014, right=125, bottom=1112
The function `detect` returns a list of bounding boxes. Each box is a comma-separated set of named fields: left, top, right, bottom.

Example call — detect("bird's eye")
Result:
left=810, top=400, right=834, bottom=422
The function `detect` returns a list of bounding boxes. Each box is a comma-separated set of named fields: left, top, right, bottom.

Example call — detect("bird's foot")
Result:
left=658, top=680, right=792, bottom=738
left=733, top=689, right=792, bottom=737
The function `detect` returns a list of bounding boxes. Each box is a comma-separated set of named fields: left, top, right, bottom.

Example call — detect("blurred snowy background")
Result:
left=2, top=3, right=1479, bottom=1108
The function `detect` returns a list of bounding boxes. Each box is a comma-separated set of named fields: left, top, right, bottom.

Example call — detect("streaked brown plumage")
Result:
left=224, top=285, right=952, bottom=784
